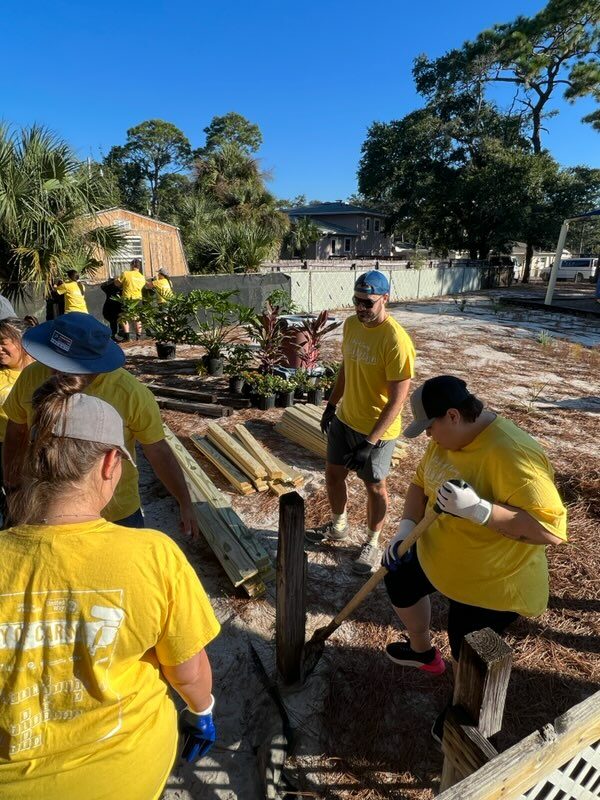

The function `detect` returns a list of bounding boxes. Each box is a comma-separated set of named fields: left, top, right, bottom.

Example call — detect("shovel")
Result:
left=302, top=506, right=440, bottom=677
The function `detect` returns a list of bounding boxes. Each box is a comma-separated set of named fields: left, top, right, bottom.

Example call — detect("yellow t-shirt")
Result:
left=414, top=415, right=567, bottom=617
left=337, top=315, right=415, bottom=440
left=4, top=363, right=164, bottom=521
left=0, top=368, right=21, bottom=442
left=120, top=270, right=147, bottom=300
left=0, top=519, right=220, bottom=800
left=152, top=277, right=174, bottom=304
left=56, top=281, right=88, bottom=313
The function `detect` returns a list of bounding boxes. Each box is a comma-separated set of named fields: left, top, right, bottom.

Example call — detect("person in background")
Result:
left=100, top=276, right=124, bottom=341
left=0, top=295, right=17, bottom=321
left=0, top=381, right=220, bottom=799
left=308, top=271, right=415, bottom=575
left=0, top=317, right=37, bottom=522
left=3, top=313, right=198, bottom=534
left=115, top=258, right=146, bottom=340
left=55, top=270, right=88, bottom=314
left=382, top=375, right=567, bottom=742
left=151, top=266, right=175, bottom=304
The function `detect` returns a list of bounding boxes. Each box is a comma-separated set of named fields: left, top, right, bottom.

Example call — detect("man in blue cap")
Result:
left=307, top=270, right=415, bottom=574
left=2, top=313, right=198, bottom=535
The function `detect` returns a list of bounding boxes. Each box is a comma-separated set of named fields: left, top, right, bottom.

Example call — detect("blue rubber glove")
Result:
left=382, top=519, right=416, bottom=570
left=180, top=696, right=216, bottom=762
left=344, top=439, right=375, bottom=471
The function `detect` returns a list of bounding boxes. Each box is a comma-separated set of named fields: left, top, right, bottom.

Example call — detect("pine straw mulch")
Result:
left=125, top=317, right=599, bottom=800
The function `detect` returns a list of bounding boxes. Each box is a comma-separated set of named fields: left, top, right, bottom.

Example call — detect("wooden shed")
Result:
left=85, top=207, right=189, bottom=280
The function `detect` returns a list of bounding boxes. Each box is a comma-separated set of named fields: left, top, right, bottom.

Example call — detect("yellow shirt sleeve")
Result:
left=3, top=367, right=30, bottom=425
left=155, top=547, right=221, bottom=666
left=505, top=478, right=567, bottom=540
left=55, top=284, right=67, bottom=295
left=384, top=327, right=415, bottom=382
left=125, top=382, right=165, bottom=445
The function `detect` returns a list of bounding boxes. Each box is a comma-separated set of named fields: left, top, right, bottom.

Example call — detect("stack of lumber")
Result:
left=275, top=403, right=406, bottom=463
left=191, top=422, right=304, bottom=497
left=149, top=382, right=234, bottom=417
left=164, top=425, right=274, bottom=597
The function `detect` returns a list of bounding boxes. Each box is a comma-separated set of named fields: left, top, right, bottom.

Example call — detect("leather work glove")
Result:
left=320, top=402, right=336, bottom=434
left=435, top=480, right=493, bottom=526
left=344, top=439, right=375, bottom=471
left=179, top=696, right=216, bottom=762
left=382, top=519, right=416, bottom=570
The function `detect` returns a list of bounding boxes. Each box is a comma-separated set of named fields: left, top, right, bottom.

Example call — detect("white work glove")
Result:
left=382, top=519, right=416, bottom=569
left=436, top=480, right=493, bottom=526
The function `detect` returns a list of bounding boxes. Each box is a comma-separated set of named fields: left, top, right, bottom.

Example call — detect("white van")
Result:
left=540, top=257, right=599, bottom=283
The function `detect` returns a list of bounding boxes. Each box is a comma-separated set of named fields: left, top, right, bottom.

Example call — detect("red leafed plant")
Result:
left=296, top=310, right=342, bottom=370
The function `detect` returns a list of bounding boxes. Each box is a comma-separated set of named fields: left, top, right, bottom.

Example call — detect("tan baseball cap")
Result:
left=51, top=394, right=136, bottom=465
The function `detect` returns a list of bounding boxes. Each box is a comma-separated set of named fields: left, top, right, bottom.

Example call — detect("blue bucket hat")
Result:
left=354, top=270, right=390, bottom=295
left=22, top=313, right=125, bottom=375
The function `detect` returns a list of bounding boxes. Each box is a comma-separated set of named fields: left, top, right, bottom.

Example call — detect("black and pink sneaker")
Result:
left=385, top=640, right=446, bottom=675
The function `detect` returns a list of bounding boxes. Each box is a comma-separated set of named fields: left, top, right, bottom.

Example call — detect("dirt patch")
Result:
left=127, top=292, right=600, bottom=799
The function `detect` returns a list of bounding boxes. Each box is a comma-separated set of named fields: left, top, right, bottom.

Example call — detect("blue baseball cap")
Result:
left=354, top=270, right=390, bottom=295
left=22, top=313, right=125, bottom=375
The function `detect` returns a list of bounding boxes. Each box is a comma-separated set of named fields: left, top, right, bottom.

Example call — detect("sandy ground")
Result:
left=126, top=288, right=600, bottom=800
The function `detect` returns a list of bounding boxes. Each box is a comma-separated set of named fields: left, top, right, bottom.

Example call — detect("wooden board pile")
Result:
left=148, top=382, right=251, bottom=417
left=191, top=422, right=304, bottom=497
left=274, top=403, right=406, bottom=463
left=164, top=424, right=274, bottom=597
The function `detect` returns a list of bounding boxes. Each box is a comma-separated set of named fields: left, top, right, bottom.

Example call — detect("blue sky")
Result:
left=1, top=0, right=597, bottom=201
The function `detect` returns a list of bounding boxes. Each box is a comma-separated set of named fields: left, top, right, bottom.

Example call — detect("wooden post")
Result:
left=276, top=492, right=306, bottom=685
left=440, top=628, right=512, bottom=793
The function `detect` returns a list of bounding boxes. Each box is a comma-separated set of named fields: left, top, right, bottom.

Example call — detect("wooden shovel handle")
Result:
left=331, top=508, right=440, bottom=627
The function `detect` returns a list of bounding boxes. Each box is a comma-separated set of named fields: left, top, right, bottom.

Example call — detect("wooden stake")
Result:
left=276, top=492, right=306, bottom=685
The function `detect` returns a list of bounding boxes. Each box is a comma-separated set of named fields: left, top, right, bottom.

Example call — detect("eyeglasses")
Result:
left=352, top=295, right=381, bottom=309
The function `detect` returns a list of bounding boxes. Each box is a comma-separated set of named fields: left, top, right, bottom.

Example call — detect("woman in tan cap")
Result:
left=0, top=376, right=220, bottom=799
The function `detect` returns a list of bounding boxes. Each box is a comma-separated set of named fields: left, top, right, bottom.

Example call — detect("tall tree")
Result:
left=103, top=145, right=150, bottom=214
left=201, top=112, right=263, bottom=155
left=0, top=125, right=126, bottom=300
left=111, top=120, right=192, bottom=218
left=413, top=0, right=600, bottom=279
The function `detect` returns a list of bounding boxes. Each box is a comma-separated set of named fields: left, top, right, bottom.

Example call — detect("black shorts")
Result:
left=384, top=548, right=519, bottom=660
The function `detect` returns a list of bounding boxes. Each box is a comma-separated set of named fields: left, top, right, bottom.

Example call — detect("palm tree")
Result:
left=0, top=125, right=126, bottom=301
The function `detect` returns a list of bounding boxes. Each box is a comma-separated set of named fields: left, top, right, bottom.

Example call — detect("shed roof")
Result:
left=89, top=207, right=181, bottom=231
left=286, top=202, right=386, bottom=218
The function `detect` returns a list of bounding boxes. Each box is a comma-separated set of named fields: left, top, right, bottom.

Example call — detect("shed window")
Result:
left=374, top=219, right=381, bottom=233
left=344, top=238, right=351, bottom=252
left=109, top=235, right=144, bottom=277
left=365, top=218, right=371, bottom=232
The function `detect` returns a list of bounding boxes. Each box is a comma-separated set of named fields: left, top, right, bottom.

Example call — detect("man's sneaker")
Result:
left=385, top=640, right=446, bottom=675
left=305, top=521, right=348, bottom=543
left=352, top=543, right=382, bottom=574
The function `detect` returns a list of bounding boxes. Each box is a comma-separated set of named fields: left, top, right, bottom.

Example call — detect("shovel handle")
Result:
left=331, top=507, right=440, bottom=627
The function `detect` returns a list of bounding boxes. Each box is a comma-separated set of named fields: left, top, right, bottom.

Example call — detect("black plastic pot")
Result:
left=307, top=388, right=324, bottom=405
left=156, top=342, right=176, bottom=359
left=257, top=393, right=276, bottom=411
left=207, top=357, right=224, bottom=377
left=294, top=387, right=305, bottom=400
left=250, top=391, right=260, bottom=407
left=276, top=390, right=295, bottom=408
left=229, top=375, right=244, bottom=395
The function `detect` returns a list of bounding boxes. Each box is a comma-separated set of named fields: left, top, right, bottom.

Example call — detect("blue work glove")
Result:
left=344, top=439, right=375, bottom=471
left=179, top=696, right=216, bottom=762
left=382, top=519, right=416, bottom=570
left=320, top=402, right=337, bottom=434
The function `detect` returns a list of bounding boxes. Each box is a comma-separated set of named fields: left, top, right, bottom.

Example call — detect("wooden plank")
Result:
left=233, top=423, right=287, bottom=480
left=206, top=422, right=268, bottom=479
left=268, top=480, right=293, bottom=497
left=190, top=435, right=255, bottom=495
left=437, top=691, right=600, bottom=800
left=270, top=453, right=304, bottom=486
left=440, top=628, right=513, bottom=792
left=156, top=397, right=233, bottom=417
left=276, top=492, right=306, bottom=684
left=442, top=706, right=498, bottom=779
left=147, top=383, right=218, bottom=403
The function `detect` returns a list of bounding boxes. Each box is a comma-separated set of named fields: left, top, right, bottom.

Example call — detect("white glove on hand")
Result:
left=436, top=480, right=492, bottom=525
left=382, top=519, right=416, bottom=568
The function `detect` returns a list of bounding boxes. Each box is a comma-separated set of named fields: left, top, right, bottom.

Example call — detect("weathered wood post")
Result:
left=276, top=492, right=306, bottom=684
left=439, top=628, right=513, bottom=793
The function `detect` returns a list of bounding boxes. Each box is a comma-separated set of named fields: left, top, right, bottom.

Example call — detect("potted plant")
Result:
left=188, top=289, right=255, bottom=376
left=273, top=376, right=296, bottom=408
left=225, top=344, right=253, bottom=394
left=121, top=295, right=194, bottom=359
left=321, top=360, right=341, bottom=400
left=254, top=373, right=278, bottom=411
left=245, top=301, right=287, bottom=375
left=293, top=368, right=310, bottom=400
left=307, top=378, right=324, bottom=406
left=294, top=309, right=342, bottom=371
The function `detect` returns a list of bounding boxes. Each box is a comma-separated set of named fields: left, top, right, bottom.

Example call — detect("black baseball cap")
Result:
left=403, top=376, right=472, bottom=438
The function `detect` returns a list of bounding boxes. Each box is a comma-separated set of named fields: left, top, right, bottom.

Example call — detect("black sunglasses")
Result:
left=352, top=295, right=380, bottom=309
